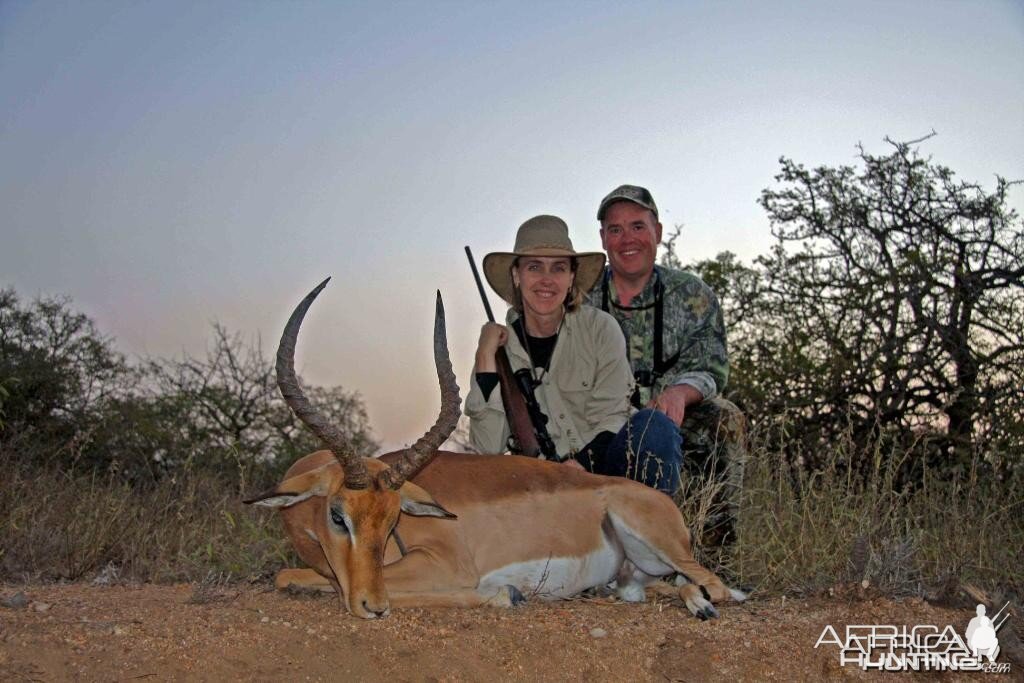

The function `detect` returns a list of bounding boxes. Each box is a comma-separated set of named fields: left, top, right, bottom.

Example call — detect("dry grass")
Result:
left=2, top=424, right=1020, bottom=602
left=714, top=422, right=1024, bottom=598
left=187, top=570, right=242, bottom=604
left=0, top=452, right=292, bottom=583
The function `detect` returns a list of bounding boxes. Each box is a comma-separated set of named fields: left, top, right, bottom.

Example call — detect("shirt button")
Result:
left=559, top=414, right=565, bottom=419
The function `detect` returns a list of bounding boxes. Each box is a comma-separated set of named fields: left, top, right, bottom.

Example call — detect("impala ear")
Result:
left=244, top=490, right=314, bottom=508
left=398, top=481, right=457, bottom=519
left=243, top=464, right=337, bottom=508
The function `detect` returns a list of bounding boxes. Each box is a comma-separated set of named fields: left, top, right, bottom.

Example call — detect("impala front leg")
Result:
left=383, top=548, right=525, bottom=609
left=274, top=567, right=333, bottom=592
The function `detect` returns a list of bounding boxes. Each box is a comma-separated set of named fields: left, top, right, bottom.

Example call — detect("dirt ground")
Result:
left=0, top=583, right=1018, bottom=682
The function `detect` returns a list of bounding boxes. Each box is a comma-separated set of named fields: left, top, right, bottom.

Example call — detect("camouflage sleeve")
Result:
left=662, top=273, right=729, bottom=399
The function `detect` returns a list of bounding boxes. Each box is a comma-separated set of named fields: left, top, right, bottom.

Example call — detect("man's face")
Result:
left=600, top=201, right=662, bottom=281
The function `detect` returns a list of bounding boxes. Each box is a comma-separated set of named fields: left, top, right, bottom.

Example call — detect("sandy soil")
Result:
left=0, top=583, right=1018, bottom=682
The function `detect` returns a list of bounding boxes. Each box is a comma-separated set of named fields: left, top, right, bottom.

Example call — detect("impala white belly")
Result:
left=476, top=535, right=623, bottom=599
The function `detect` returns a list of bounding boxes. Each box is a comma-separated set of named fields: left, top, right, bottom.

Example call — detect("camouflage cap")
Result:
left=596, top=184, right=659, bottom=221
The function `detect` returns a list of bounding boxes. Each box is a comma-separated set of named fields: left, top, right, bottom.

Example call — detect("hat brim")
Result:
left=483, top=249, right=606, bottom=306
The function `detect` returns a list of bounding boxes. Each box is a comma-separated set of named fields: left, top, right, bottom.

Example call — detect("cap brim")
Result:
left=597, top=197, right=658, bottom=221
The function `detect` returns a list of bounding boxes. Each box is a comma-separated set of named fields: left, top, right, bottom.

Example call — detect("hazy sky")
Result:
left=2, top=1, right=1022, bottom=452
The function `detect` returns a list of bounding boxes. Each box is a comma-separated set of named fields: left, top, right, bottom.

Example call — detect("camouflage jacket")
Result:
left=585, top=265, right=729, bottom=406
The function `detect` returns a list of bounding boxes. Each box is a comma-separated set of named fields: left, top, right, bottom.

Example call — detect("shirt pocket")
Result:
left=554, top=360, right=599, bottom=430
left=554, top=356, right=594, bottom=396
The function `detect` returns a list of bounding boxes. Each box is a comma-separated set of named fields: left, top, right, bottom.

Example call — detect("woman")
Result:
left=465, top=215, right=682, bottom=494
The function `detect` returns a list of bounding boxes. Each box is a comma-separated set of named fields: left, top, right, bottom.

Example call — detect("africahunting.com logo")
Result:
left=815, top=603, right=1011, bottom=673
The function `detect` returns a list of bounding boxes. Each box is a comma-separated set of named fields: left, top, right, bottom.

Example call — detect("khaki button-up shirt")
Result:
left=466, top=305, right=633, bottom=458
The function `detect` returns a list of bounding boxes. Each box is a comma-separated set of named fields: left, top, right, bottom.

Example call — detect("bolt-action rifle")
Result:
left=465, top=246, right=558, bottom=459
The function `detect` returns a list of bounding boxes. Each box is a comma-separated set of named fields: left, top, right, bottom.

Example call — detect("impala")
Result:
left=245, top=278, right=746, bottom=619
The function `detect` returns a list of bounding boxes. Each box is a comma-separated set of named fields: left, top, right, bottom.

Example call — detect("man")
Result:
left=586, top=184, right=747, bottom=545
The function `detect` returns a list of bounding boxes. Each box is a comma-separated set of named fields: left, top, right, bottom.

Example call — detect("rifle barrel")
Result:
left=464, top=245, right=544, bottom=458
left=465, top=246, right=495, bottom=323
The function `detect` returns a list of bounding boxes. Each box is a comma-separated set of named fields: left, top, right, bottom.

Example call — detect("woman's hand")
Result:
left=474, top=322, right=509, bottom=372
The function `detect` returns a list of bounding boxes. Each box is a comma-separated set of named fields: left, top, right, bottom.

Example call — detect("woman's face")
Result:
left=513, top=256, right=574, bottom=320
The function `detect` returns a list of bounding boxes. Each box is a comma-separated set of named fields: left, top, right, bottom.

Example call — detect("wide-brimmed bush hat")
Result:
left=483, top=215, right=606, bottom=305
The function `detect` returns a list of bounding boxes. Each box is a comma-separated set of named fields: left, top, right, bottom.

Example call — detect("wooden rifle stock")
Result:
left=494, top=347, right=541, bottom=456
left=465, top=246, right=541, bottom=456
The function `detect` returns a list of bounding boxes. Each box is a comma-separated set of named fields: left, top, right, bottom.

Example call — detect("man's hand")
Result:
left=647, top=384, right=703, bottom=427
left=474, top=322, right=509, bottom=372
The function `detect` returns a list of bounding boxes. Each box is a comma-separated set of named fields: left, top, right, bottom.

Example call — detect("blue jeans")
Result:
left=601, top=409, right=682, bottom=495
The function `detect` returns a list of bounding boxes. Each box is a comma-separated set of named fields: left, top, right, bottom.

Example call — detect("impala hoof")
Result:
left=697, top=604, right=719, bottom=620
left=683, top=594, right=720, bottom=620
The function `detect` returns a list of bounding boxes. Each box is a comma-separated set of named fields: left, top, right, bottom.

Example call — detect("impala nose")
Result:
left=362, top=599, right=390, bottom=618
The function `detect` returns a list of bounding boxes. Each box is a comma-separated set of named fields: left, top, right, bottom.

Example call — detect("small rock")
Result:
left=306, top=628, right=316, bottom=635
left=1, top=592, right=29, bottom=609
left=32, top=602, right=51, bottom=612
left=282, top=621, right=292, bottom=628
left=589, top=627, right=607, bottom=639
left=260, top=616, right=270, bottom=623
left=112, top=625, right=127, bottom=636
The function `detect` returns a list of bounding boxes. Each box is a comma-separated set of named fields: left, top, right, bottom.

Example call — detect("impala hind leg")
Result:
left=615, top=537, right=731, bottom=619
left=673, top=574, right=748, bottom=620
left=607, top=504, right=745, bottom=619
left=614, top=561, right=657, bottom=603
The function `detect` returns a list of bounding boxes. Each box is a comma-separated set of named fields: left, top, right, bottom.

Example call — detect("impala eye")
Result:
left=329, top=506, right=349, bottom=534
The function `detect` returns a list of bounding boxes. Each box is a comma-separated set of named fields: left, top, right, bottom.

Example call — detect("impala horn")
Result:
left=379, top=291, right=462, bottom=490
left=276, top=277, right=371, bottom=490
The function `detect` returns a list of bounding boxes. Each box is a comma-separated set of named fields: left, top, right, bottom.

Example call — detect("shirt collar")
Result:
left=606, top=265, right=660, bottom=308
